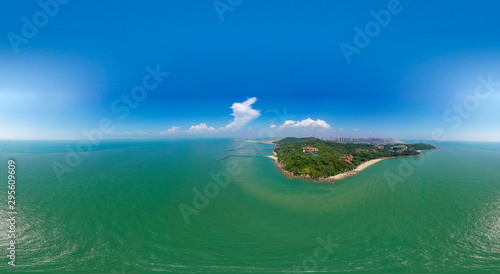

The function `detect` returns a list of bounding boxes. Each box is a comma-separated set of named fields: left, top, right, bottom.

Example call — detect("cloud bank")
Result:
left=271, top=118, right=331, bottom=129
left=159, top=97, right=261, bottom=136
left=186, top=123, right=216, bottom=133
left=160, top=126, right=180, bottom=135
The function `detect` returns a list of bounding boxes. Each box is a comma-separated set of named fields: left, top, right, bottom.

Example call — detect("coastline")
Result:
left=268, top=151, right=426, bottom=182
left=240, top=140, right=275, bottom=144
left=266, top=150, right=278, bottom=160
left=325, top=158, right=387, bottom=181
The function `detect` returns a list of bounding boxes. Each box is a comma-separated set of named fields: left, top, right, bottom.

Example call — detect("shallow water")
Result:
left=0, top=139, right=499, bottom=272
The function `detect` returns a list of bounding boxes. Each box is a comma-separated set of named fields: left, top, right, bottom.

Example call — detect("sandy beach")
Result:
left=325, top=158, right=387, bottom=181
left=266, top=150, right=278, bottom=160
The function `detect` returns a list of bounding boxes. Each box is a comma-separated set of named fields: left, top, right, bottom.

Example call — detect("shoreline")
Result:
left=268, top=151, right=427, bottom=182
left=266, top=150, right=278, bottom=160
left=325, top=158, right=387, bottom=181
left=236, top=139, right=276, bottom=144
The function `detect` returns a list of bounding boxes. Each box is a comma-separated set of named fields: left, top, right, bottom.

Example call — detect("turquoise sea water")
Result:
left=0, top=139, right=499, bottom=272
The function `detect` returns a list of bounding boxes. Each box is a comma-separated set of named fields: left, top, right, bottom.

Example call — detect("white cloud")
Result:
left=338, top=128, right=344, bottom=131
left=161, top=126, right=180, bottom=135
left=105, top=131, right=116, bottom=135
left=354, top=129, right=359, bottom=132
left=137, top=131, right=149, bottom=134
left=120, top=131, right=132, bottom=135
left=270, top=125, right=276, bottom=128
left=294, top=118, right=331, bottom=128
left=221, top=97, right=261, bottom=131
left=187, top=123, right=216, bottom=134
left=276, top=118, right=331, bottom=129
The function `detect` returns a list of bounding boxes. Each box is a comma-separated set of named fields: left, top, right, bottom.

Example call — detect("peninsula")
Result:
left=271, top=137, right=436, bottom=181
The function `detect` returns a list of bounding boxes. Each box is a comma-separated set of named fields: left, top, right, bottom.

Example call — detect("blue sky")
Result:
left=1, top=0, right=500, bottom=141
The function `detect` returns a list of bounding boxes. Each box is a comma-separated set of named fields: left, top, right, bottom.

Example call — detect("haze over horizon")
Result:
left=2, top=1, right=500, bottom=142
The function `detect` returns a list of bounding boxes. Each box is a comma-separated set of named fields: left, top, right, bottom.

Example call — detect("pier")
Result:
left=224, top=146, right=272, bottom=151
left=216, top=155, right=271, bottom=161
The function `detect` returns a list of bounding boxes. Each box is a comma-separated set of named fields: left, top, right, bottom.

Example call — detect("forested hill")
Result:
left=273, top=137, right=436, bottom=179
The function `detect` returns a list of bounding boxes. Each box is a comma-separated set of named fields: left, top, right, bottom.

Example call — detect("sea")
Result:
left=0, top=139, right=499, bottom=273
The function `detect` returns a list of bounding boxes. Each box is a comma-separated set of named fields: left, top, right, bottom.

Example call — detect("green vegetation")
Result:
left=273, top=137, right=436, bottom=179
